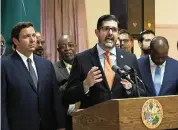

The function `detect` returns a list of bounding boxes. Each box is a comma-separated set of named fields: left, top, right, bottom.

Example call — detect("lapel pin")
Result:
left=121, top=55, right=123, bottom=58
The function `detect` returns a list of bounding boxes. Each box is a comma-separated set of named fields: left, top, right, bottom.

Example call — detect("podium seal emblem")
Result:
left=141, top=99, right=163, bottom=129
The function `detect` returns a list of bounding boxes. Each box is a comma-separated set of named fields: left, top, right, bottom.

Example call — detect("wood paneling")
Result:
left=72, top=96, right=178, bottom=130
left=127, top=0, right=143, bottom=35
left=110, top=0, right=155, bottom=36
left=144, top=0, right=155, bottom=31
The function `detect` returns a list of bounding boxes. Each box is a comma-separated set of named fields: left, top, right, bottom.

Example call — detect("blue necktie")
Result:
left=153, top=66, right=161, bottom=96
left=27, top=58, right=38, bottom=88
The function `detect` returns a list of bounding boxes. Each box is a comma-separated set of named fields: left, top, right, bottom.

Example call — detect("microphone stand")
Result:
left=133, top=69, right=140, bottom=97
left=119, top=72, right=144, bottom=96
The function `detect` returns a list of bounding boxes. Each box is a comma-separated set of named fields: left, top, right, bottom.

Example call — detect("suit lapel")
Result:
left=111, top=49, right=125, bottom=90
left=13, top=52, right=38, bottom=93
left=143, top=56, right=156, bottom=95
left=34, top=55, right=43, bottom=92
left=159, top=57, right=169, bottom=95
left=56, top=61, right=69, bottom=78
left=89, top=45, right=110, bottom=90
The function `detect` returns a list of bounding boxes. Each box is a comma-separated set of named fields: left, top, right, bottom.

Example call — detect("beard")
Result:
left=35, top=47, right=44, bottom=56
left=142, top=48, right=151, bottom=55
left=104, top=37, right=115, bottom=48
left=64, top=55, right=75, bottom=65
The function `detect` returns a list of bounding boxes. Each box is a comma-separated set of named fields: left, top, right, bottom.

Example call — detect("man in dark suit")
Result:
left=53, top=34, right=77, bottom=130
left=1, top=22, right=65, bottom=130
left=63, top=14, right=146, bottom=109
left=138, top=30, right=155, bottom=58
left=138, top=36, right=178, bottom=96
left=118, top=29, right=133, bottom=53
left=34, top=32, right=45, bottom=57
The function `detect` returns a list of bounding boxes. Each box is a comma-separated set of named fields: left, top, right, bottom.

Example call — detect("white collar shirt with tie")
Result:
left=149, top=55, right=166, bottom=86
left=16, top=50, right=38, bottom=80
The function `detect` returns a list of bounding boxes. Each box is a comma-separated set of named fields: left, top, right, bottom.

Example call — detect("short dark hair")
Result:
left=138, top=30, right=155, bottom=43
left=97, top=14, right=119, bottom=30
left=11, top=22, right=34, bottom=40
left=118, top=29, right=132, bottom=39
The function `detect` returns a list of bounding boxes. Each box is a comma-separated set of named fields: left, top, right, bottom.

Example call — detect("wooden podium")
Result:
left=72, top=95, right=178, bottom=130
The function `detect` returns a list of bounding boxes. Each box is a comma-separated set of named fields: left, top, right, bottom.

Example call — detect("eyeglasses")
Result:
left=101, top=26, right=118, bottom=33
left=120, top=39, right=130, bottom=44
left=59, top=43, right=76, bottom=49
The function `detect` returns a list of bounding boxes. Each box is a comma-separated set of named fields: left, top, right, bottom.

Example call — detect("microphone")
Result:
left=123, top=65, right=147, bottom=96
left=112, top=65, right=134, bottom=84
left=123, top=65, right=143, bottom=84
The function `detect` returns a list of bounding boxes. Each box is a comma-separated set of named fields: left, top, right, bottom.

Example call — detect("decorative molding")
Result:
left=155, top=24, right=178, bottom=29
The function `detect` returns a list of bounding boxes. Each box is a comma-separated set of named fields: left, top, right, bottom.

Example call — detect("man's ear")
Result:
left=12, top=37, right=19, bottom=46
left=95, top=29, right=99, bottom=37
left=138, top=41, right=142, bottom=48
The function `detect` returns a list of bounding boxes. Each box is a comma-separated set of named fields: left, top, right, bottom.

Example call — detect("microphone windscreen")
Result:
left=112, top=65, right=120, bottom=72
left=123, top=65, right=131, bottom=72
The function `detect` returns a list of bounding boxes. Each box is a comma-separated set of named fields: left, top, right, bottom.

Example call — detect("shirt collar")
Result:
left=97, top=44, right=116, bottom=56
left=63, top=60, right=72, bottom=68
left=16, top=50, right=34, bottom=63
left=149, top=55, right=166, bottom=68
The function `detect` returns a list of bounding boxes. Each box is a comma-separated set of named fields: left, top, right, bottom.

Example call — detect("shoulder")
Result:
left=138, top=55, right=149, bottom=63
left=167, top=56, right=178, bottom=66
left=1, top=53, right=14, bottom=65
left=116, top=48, right=137, bottom=60
left=53, top=60, right=64, bottom=71
left=34, top=55, right=54, bottom=69
left=74, top=48, right=93, bottom=63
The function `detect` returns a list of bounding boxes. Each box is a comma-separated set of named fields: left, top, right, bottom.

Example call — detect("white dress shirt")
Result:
left=16, top=50, right=38, bottom=80
left=97, top=44, right=117, bottom=69
left=149, top=56, right=166, bottom=85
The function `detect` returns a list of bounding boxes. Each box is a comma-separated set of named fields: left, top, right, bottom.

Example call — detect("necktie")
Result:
left=153, top=66, right=161, bottom=96
left=104, top=51, right=115, bottom=89
left=67, top=65, right=72, bottom=74
left=27, top=58, right=38, bottom=88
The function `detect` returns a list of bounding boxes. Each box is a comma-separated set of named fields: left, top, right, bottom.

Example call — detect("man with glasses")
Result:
left=138, top=30, right=155, bottom=58
left=53, top=34, right=77, bottom=130
left=118, top=29, right=133, bottom=53
left=63, top=14, right=146, bottom=109
left=1, top=34, right=6, bottom=56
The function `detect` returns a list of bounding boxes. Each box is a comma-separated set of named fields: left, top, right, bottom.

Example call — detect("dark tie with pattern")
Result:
left=27, top=58, right=38, bottom=88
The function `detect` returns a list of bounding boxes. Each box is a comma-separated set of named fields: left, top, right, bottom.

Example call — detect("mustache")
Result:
left=105, top=37, right=114, bottom=41
left=36, top=47, right=44, bottom=50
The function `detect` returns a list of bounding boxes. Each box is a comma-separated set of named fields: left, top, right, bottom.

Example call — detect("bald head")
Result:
left=58, top=35, right=73, bottom=47
left=150, top=36, right=169, bottom=53
left=150, top=36, right=169, bottom=65
left=57, top=34, right=76, bottom=64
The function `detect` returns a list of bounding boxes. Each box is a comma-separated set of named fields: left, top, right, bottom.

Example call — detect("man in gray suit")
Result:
left=53, top=34, right=77, bottom=130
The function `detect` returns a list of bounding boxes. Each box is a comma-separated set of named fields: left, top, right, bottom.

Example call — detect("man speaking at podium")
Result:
left=64, top=14, right=146, bottom=109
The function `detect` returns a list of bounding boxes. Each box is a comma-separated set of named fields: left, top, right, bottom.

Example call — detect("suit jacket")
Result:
left=64, top=45, right=146, bottom=109
left=1, top=51, right=65, bottom=130
left=138, top=56, right=178, bottom=96
left=53, top=60, right=72, bottom=130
